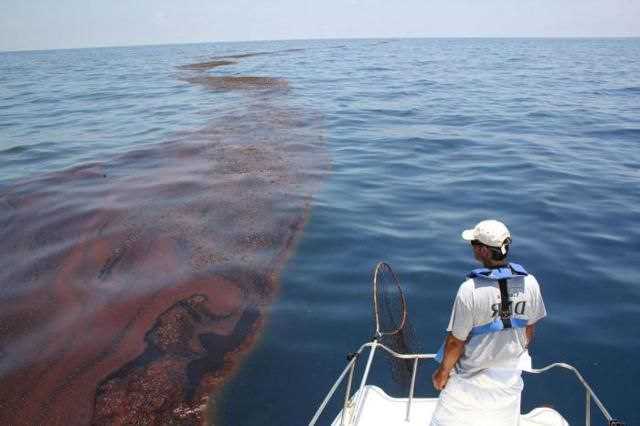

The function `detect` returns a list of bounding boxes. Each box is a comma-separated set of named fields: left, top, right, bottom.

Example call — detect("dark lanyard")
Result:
left=498, top=278, right=512, bottom=329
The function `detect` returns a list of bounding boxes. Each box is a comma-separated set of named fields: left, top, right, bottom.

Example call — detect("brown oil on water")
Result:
left=0, top=52, right=328, bottom=425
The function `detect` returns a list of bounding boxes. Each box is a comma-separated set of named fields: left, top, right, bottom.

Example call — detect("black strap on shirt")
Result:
left=498, top=278, right=512, bottom=329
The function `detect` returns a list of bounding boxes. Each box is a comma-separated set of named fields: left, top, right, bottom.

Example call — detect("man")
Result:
left=430, top=220, right=546, bottom=426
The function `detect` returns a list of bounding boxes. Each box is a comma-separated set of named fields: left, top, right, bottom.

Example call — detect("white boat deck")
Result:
left=331, top=385, right=569, bottom=426
left=311, top=341, right=621, bottom=426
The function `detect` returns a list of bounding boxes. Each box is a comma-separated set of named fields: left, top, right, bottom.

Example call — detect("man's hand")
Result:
left=432, top=333, right=466, bottom=391
left=432, top=366, right=450, bottom=391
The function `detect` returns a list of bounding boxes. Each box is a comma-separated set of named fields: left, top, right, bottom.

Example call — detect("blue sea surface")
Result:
left=1, top=38, right=639, bottom=425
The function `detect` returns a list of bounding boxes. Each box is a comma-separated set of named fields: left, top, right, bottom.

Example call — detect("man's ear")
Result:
left=480, top=246, right=492, bottom=260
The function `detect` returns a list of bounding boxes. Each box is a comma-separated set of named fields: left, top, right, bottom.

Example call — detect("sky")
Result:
left=1, top=0, right=639, bottom=52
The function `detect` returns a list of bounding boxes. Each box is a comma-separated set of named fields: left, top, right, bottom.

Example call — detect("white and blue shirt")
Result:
left=446, top=265, right=546, bottom=376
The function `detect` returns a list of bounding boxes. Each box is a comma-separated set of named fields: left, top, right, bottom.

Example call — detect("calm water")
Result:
left=1, top=39, right=639, bottom=425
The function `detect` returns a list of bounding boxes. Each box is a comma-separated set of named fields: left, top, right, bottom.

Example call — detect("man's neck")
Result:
left=482, top=260, right=508, bottom=268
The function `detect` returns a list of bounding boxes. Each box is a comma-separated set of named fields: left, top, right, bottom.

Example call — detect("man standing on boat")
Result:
left=430, top=219, right=546, bottom=426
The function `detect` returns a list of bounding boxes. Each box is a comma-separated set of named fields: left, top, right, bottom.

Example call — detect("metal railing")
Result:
left=526, top=362, right=623, bottom=426
left=309, top=341, right=623, bottom=426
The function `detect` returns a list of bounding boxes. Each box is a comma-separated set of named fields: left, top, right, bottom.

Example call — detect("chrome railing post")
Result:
left=405, top=358, right=419, bottom=422
left=586, top=390, right=591, bottom=426
left=353, top=342, right=378, bottom=425
left=340, top=358, right=358, bottom=426
left=309, top=345, right=366, bottom=426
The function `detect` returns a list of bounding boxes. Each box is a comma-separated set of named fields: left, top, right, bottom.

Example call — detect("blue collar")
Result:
left=467, top=262, right=528, bottom=280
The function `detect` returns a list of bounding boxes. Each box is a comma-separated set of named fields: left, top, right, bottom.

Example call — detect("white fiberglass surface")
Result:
left=331, top=386, right=569, bottom=426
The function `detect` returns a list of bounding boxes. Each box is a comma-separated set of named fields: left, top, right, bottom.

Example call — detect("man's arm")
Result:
left=432, top=332, right=465, bottom=391
left=525, top=323, right=536, bottom=348
left=525, top=275, right=546, bottom=349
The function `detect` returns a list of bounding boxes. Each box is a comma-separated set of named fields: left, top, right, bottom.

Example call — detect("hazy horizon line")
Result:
left=2, top=35, right=639, bottom=54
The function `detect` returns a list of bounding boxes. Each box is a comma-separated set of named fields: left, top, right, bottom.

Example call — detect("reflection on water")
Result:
left=0, top=51, right=327, bottom=425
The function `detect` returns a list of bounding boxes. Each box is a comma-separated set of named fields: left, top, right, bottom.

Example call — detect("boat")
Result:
left=309, top=262, right=624, bottom=426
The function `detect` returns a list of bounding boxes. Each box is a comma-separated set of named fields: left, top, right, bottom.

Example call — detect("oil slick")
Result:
left=0, top=50, right=327, bottom=425
left=177, top=51, right=290, bottom=92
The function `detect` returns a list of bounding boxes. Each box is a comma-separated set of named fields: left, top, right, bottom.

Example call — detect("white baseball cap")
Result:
left=461, top=220, right=511, bottom=250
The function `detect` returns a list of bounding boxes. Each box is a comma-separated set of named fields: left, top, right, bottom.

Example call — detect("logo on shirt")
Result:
left=490, top=301, right=526, bottom=318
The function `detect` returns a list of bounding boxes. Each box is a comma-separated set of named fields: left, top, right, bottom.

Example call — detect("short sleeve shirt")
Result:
left=447, top=273, right=546, bottom=375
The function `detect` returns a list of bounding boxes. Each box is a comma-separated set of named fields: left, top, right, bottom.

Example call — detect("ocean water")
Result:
left=1, top=38, right=639, bottom=425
